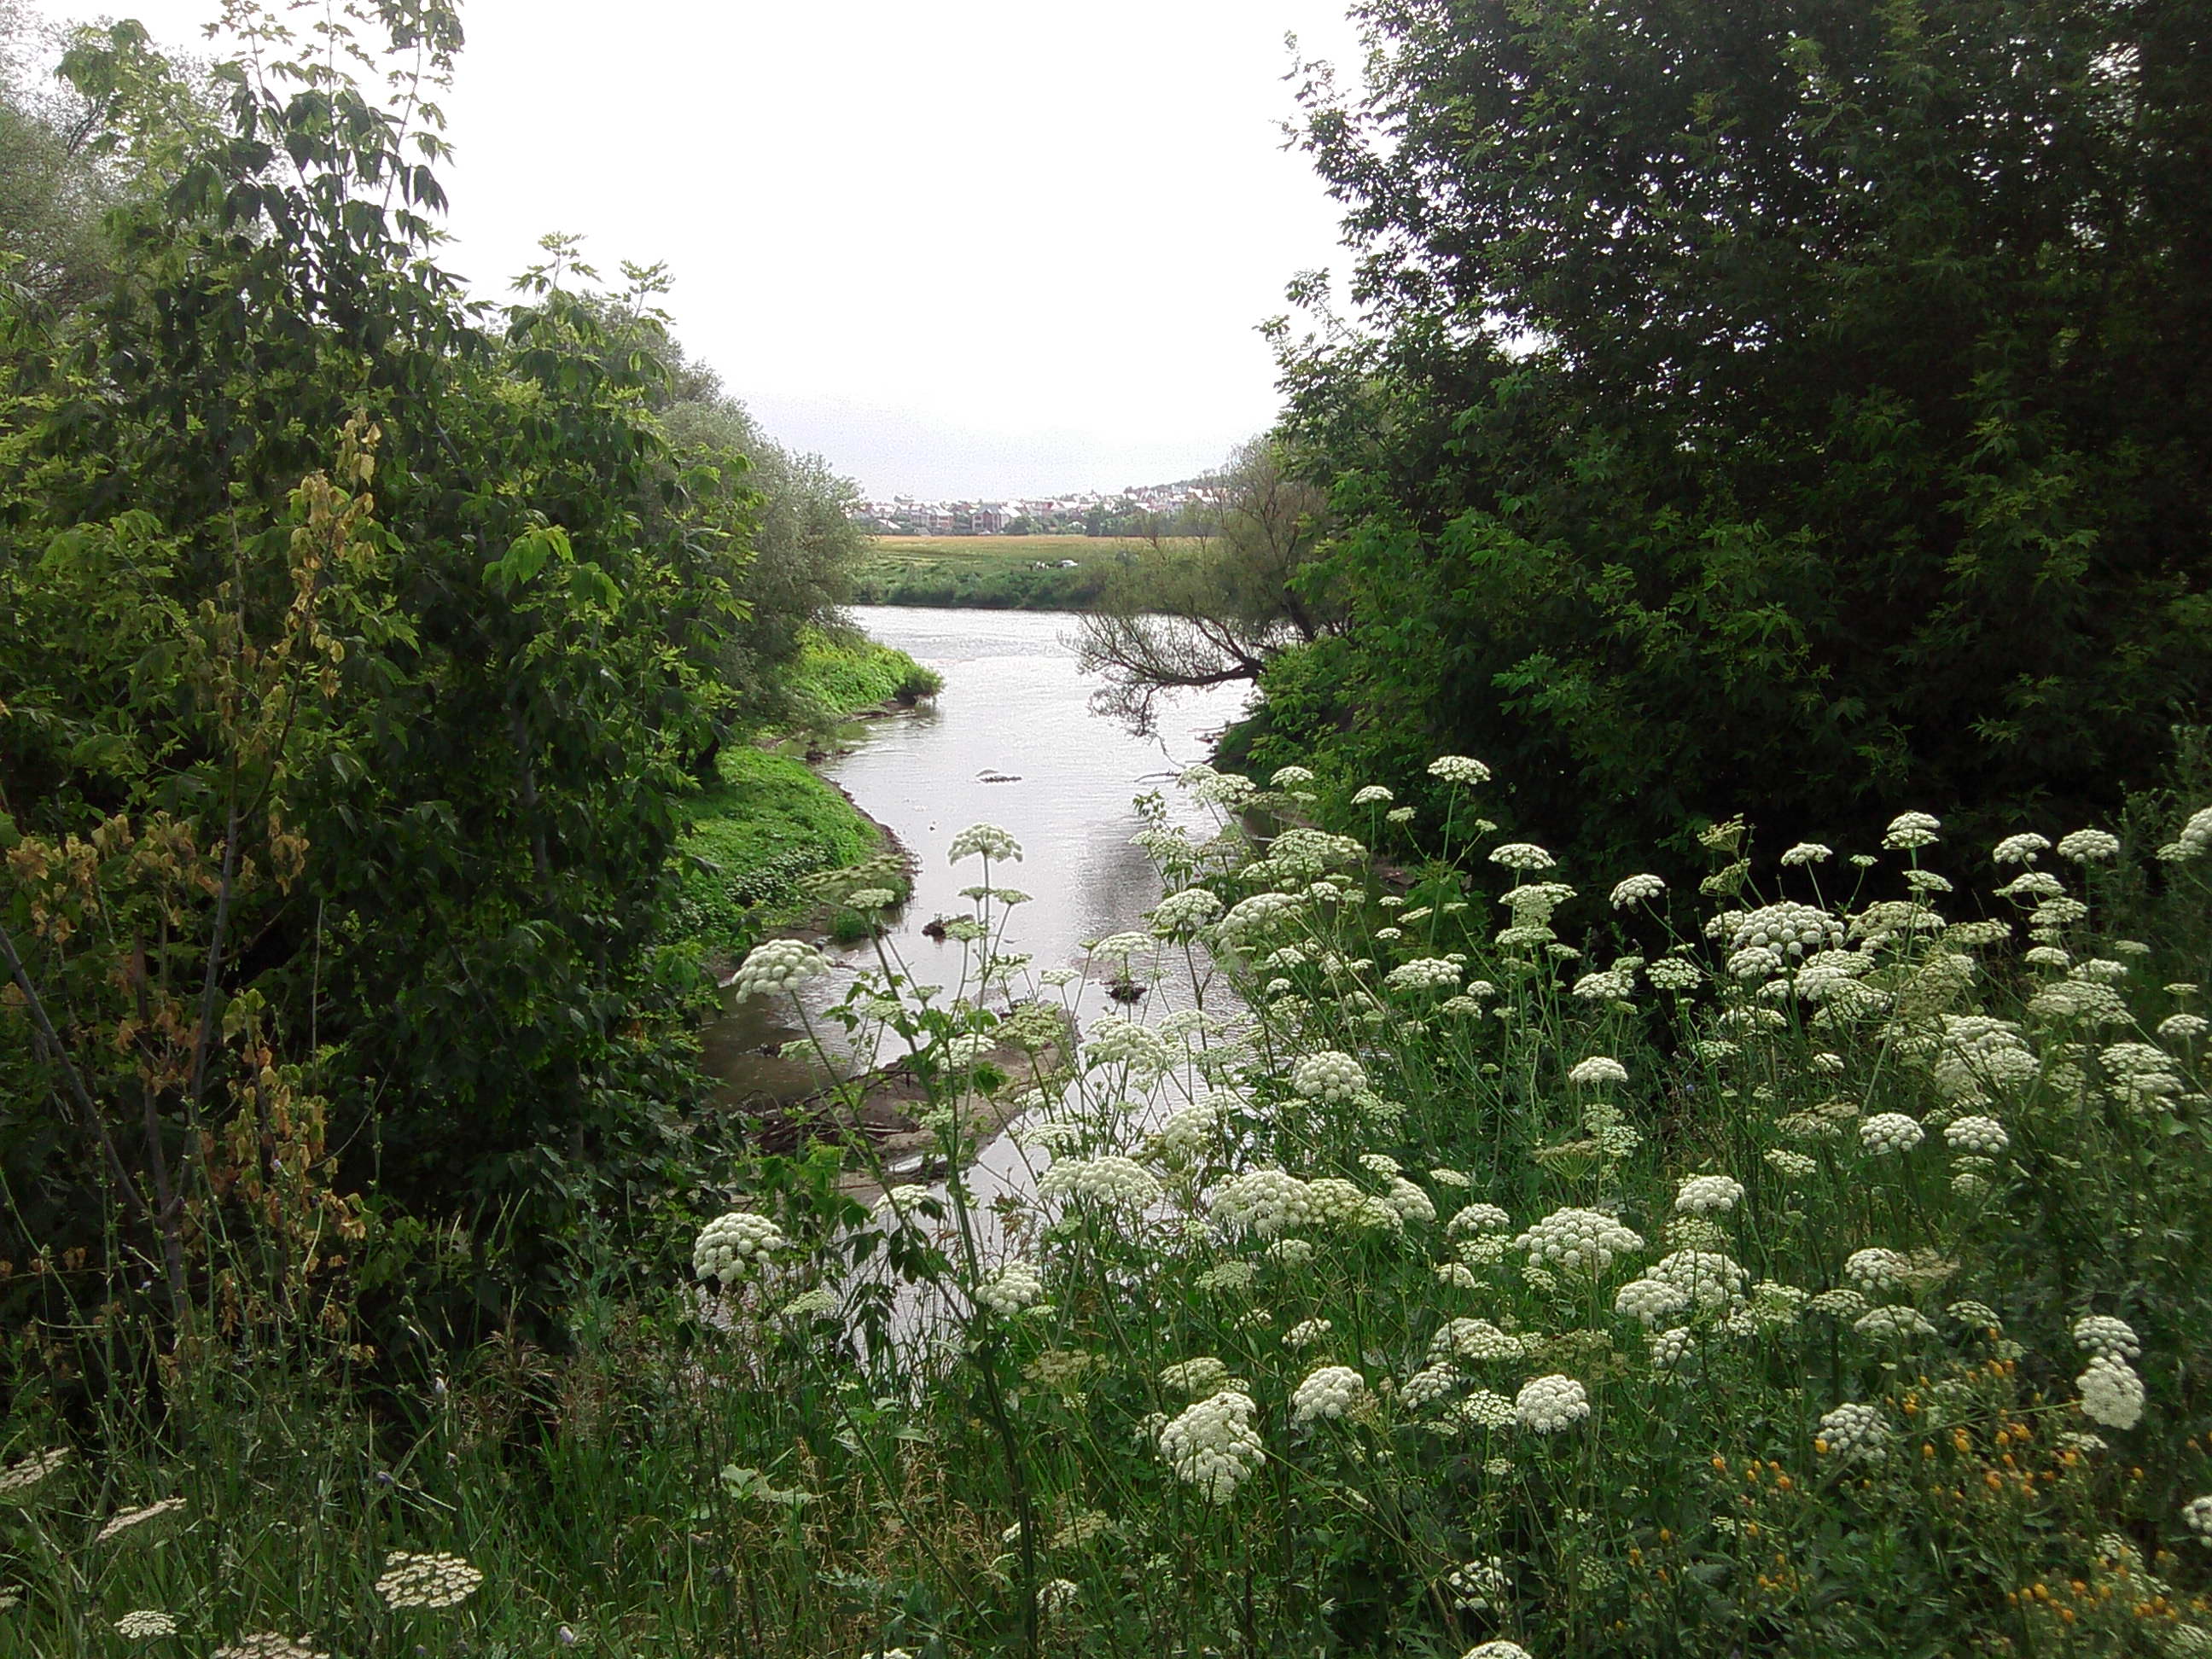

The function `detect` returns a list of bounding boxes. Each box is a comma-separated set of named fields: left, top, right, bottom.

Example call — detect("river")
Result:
left=700, top=605, right=1254, bottom=1204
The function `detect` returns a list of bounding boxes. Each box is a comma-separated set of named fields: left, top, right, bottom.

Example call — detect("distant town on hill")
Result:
left=847, top=476, right=1217, bottom=538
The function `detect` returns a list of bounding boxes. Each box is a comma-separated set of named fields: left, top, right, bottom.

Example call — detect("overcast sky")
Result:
left=32, top=0, right=1369, bottom=498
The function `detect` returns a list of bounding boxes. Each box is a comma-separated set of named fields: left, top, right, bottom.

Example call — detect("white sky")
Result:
left=32, top=0, right=1369, bottom=498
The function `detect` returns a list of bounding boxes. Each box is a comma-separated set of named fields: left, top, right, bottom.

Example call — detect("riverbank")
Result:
left=668, top=627, right=936, bottom=969
left=851, top=534, right=1136, bottom=608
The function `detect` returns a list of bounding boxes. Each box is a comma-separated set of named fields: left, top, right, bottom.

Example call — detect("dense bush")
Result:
left=1254, top=0, right=2211, bottom=876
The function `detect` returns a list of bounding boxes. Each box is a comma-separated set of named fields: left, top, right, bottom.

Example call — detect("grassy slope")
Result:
left=668, top=628, right=933, bottom=962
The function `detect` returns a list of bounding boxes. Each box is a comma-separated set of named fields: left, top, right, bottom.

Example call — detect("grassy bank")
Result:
left=666, top=628, right=934, bottom=964
left=852, top=535, right=1155, bottom=609
left=14, top=763, right=2209, bottom=1657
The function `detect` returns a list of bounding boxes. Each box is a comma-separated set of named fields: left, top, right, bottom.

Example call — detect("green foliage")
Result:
left=0, top=1, right=773, bottom=1338
left=785, top=624, right=941, bottom=720
left=670, top=744, right=888, bottom=963
left=852, top=536, right=1117, bottom=608
left=6, top=773, right=2209, bottom=1656
left=1266, top=0, right=2211, bottom=875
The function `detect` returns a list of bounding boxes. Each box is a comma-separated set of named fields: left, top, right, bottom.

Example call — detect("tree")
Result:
left=1074, top=437, right=1337, bottom=732
left=1261, top=0, right=2211, bottom=870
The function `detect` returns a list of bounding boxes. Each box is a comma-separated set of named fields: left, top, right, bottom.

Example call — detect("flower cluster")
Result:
left=1567, top=1057, right=1627, bottom=1088
left=1516, top=1207, right=1642, bottom=1272
left=2072, top=1314, right=2139, bottom=1361
left=1158, top=1389, right=1265, bottom=1501
left=0, top=1447, right=67, bottom=1494
left=693, top=1211, right=787, bottom=1286
left=1514, top=1374, right=1590, bottom=1433
left=1943, top=1115, right=2009, bottom=1155
left=1882, top=811, right=1941, bottom=849
left=1610, top=873, right=1665, bottom=907
left=95, top=1497, right=185, bottom=1544
left=947, top=822, right=1021, bottom=863
left=1860, top=1113, right=1924, bottom=1155
left=115, top=1611, right=178, bottom=1639
left=2078, top=1357, right=2146, bottom=1429
left=1291, top=1049, right=1367, bottom=1101
left=731, top=938, right=829, bottom=1000
left=1291, top=1364, right=1370, bottom=1424
left=1816, top=1401, right=1889, bottom=1461
left=213, top=1639, right=329, bottom=1659
left=2184, top=1495, right=2212, bottom=1547
left=1490, top=842, right=1555, bottom=871
left=1151, top=887, right=1222, bottom=934
left=375, top=1551, right=482, bottom=1609
left=976, top=1260, right=1044, bottom=1316
left=1212, top=1168, right=1314, bottom=1237
left=1674, top=1174, right=1743, bottom=1215
left=1429, top=755, right=1490, bottom=785
left=1038, top=1155, right=1161, bottom=1210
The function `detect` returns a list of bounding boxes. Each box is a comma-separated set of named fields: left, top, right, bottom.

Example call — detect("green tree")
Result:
left=1265, top=0, right=2210, bottom=870
left=1075, top=438, right=1337, bottom=732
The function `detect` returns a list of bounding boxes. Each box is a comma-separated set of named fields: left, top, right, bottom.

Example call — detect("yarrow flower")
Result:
left=0, top=1447, right=68, bottom=1494
left=374, top=1551, right=482, bottom=1610
left=1610, top=873, right=1665, bottom=907
left=1158, top=1389, right=1265, bottom=1501
left=1816, top=1400, right=1889, bottom=1462
left=1429, top=755, right=1490, bottom=785
left=1514, top=1374, right=1590, bottom=1433
left=1291, top=1364, right=1370, bottom=1424
left=731, top=938, right=829, bottom=1000
left=2078, top=1356, right=2145, bottom=1429
left=95, top=1497, right=185, bottom=1544
left=1567, top=1056, right=1627, bottom=1088
left=1860, top=1113, right=1924, bottom=1155
left=693, top=1211, right=786, bottom=1285
left=213, top=1639, right=329, bottom=1659
left=1674, top=1174, right=1744, bottom=1215
left=115, top=1611, right=178, bottom=1639
left=947, top=823, right=1022, bottom=864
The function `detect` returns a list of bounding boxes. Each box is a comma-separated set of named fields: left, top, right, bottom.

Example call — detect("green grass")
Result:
left=853, top=535, right=1170, bottom=609
left=667, top=742, right=889, bottom=963
left=786, top=624, right=941, bottom=717
left=10, top=770, right=2210, bottom=1659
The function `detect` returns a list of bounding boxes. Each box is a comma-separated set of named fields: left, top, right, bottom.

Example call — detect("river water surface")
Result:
left=701, top=605, right=1254, bottom=1202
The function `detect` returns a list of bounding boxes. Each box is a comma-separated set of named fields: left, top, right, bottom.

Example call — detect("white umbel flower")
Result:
left=1291, top=1365, right=1370, bottom=1424
left=1610, top=873, right=1665, bottom=907
left=1038, top=1155, right=1162, bottom=1210
left=975, top=1260, right=1044, bottom=1316
left=2078, top=1356, right=2146, bottom=1429
left=115, top=1611, right=178, bottom=1639
left=1944, top=1115, right=2009, bottom=1155
left=1514, top=1208, right=1643, bottom=1273
left=1514, top=1374, right=1590, bottom=1433
left=2183, top=1494, right=2212, bottom=1546
left=1674, top=1174, right=1744, bottom=1215
left=1291, top=1050, right=1367, bottom=1101
left=1816, top=1400, right=1888, bottom=1462
left=1462, top=1644, right=1534, bottom=1659
left=1882, top=812, right=1941, bottom=849
left=693, top=1210, right=787, bottom=1285
left=1567, top=1057, right=1628, bottom=1088
left=1860, top=1113, right=1924, bottom=1155
left=1429, top=755, right=1491, bottom=785
left=2056, top=830, right=2121, bottom=863
left=731, top=938, right=830, bottom=1000
left=2073, top=1315, right=2141, bottom=1361
left=947, top=823, right=1022, bottom=863
left=375, top=1550, right=483, bottom=1608
left=1211, top=1169, right=1315, bottom=1237
left=1489, top=842, right=1554, bottom=871
left=1158, top=1389, right=1265, bottom=1501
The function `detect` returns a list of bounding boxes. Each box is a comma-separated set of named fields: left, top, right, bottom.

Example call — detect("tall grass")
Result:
left=6, top=760, right=2210, bottom=1657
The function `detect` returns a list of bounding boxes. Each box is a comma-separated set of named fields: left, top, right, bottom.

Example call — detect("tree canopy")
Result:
left=1257, top=0, right=2210, bottom=870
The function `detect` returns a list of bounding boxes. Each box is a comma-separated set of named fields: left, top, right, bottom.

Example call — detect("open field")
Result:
left=853, top=534, right=1193, bottom=609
